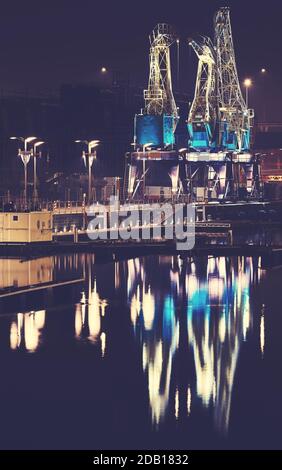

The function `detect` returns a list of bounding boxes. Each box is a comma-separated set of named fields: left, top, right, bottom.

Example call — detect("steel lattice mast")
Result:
left=188, top=37, right=216, bottom=147
left=144, top=23, right=178, bottom=127
left=214, top=7, right=253, bottom=151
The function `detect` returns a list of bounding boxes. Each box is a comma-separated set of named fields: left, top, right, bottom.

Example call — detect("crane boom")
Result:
left=188, top=37, right=216, bottom=149
left=188, top=38, right=216, bottom=124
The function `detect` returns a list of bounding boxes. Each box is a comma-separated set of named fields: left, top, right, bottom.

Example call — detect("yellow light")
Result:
left=244, top=78, right=252, bottom=88
left=34, top=141, right=44, bottom=149
left=25, top=136, right=37, bottom=144
left=101, top=67, right=107, bottom=73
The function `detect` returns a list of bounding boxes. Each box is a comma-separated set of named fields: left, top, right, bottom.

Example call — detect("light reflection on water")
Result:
left=10, top=310, right=46, bottom=352
left=126, top=256, right=264, bottom=433
left=0, top=253, right=269, bottom=446
left=75, top=261, right=108, bottom=345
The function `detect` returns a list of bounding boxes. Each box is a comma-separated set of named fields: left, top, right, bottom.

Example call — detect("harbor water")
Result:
left=0, top=253, right=281, bottom=449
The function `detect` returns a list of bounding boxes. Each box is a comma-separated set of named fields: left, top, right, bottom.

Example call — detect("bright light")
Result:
left=25, top=136, right=37, bottom=144
left=101, top=67, right=107, bottom=73
left=89, top=140, right=100, bottom=147
left=34, top=141, right=44, bottom=149
left=261, top=68, right=266, bottom=73
left=143, top=142, right=153, bottom=150
left=10, top=136, right=23, bottom=142
left=244, top=78, right=252, bottom=88
left=89, top=143, right=99, bottom=151
left=75, top=139, right=99, bottom=146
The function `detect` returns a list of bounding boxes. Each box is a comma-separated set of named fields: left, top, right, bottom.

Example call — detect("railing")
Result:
left=0, top=196, right=195, bottom=213
left=0, top=198, right=86, bottom=213
left=0, top=194, right=268, bottom=214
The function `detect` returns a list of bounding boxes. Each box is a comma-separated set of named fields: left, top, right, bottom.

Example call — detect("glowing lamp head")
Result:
left=244, top=78, right=252, bottom=88
left=34, top=141, right=44, bottom=149
left=101, top=67, right=107, bottom=73
left=261, top=68, right=266, bottom=73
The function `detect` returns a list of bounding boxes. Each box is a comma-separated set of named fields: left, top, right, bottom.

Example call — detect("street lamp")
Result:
left=260, top=68, right=268, bottom=122
left=33, top=141, right=44, bottom=203
left=115, top=176, right=121, bottom=202
left=142, top=142, right=153, bottom=199
left=176, top=38, right=180, bottom=90
left=10, top=136, right=37, bottom=207
left=130, top=142, right=137, bottom=151
left=243, top=78, right=252, bottom=108
left=179, top=147, right=188, bottom=156
left=75, top=139, right=100, bottom=204
left=142, top=142, right=153, bottom=153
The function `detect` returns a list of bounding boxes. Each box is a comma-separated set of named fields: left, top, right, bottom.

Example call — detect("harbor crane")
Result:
left=186, top=7, right=261, bottom=201
left=214, top=7, right=254, bottom=152
left=144, top=23, right=178, bottom=131
left=188, top=37, right=216, bottom=149
left=127, top=24, right=180, bottom=201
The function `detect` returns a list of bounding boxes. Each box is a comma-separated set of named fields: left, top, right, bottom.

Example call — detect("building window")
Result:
left=37, top=220, right=40, bottom=229
left=13, top=215, right=18, bottom=221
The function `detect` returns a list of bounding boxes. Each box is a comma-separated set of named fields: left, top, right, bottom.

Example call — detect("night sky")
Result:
left=0, top=0, right=281, bottom=120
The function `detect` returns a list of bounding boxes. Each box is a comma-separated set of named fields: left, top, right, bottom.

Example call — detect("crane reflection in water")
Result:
left=126, top=255, right=264, bottom=433
left=5, top=252, right=266, bottom=438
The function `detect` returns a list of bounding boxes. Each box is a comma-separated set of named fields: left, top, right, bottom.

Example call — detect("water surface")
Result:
left=0, top=253, right=281, bottom=449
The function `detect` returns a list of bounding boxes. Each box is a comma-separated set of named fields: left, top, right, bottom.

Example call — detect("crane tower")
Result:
left=214, top=7, right=254, bottom=152
left=125, top=24, right=180, bottom=201
left=185, top=7, right=261, bottom=202
left=135, top=23, right=179, bottom=147
left=144, top=23, right=178, bottom=125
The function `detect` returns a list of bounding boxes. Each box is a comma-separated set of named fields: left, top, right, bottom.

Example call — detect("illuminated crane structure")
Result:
left=144, top=23, right=178, bottom=127
left=125, top=24, right=180, bottom=201
left=125, top=10, right=262, bottom=202
left=186, top=7, right=262, bottom=201
left=187, top=37, right=216, bottom=150
left=214, top=7, right=253, bottom=152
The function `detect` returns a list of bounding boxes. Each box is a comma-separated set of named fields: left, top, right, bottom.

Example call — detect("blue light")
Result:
left=135, top=114, right=176, bottom=147
left=163, top=295, right=175, bottom=340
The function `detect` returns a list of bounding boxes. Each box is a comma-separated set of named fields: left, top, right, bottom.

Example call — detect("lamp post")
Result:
left=75, top=140, right=100, bottom=204
left=115, top=176, right=121, bottom=202
left=260, top=68, right=267, bottom=122
left=33, top=141, right=44, bottom=203
left=243, top=78, right=252, bottom=108
left=142, top=142, right=153, bottom=199
left=176, top=38, right=180, bottom=90
left=10, top=136, right=37, bottom=207
left=179, top=147, right=188, bottom=156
